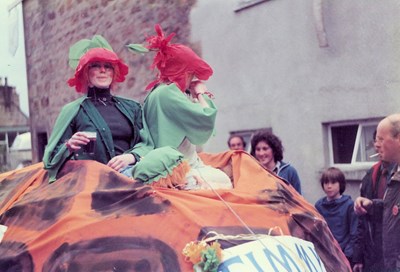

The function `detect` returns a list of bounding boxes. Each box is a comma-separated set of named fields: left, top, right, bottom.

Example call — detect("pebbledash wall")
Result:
left=23, top=0, right=400, bottom=203
left=190, top=0, right=400, bottom=203
left=23, top=0, right=197, bottom=163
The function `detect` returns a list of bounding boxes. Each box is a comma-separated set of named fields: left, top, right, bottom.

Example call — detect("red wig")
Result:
left=145, top=25, right=213, bottom=92
left=67, top=48, right=129, bottom=93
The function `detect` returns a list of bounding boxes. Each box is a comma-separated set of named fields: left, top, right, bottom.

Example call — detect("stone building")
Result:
left=0, top=77, right=30, bottom=171
left=22, top=0, right=400, bottom=203
left=22, top=0, right=197, bottom=163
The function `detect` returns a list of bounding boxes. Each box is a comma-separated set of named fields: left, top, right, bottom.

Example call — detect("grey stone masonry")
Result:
left=23, top=0, right=198, bottom=162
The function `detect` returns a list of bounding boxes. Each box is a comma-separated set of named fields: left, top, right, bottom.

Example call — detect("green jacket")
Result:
left=43, top=95, right=150, bottom=182
left=131, top=83, right=217, bottom=184
left=143, top=83, right=217, bottom=149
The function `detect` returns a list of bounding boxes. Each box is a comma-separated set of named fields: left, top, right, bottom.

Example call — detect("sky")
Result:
left=0, top=0, right=29, bottom=116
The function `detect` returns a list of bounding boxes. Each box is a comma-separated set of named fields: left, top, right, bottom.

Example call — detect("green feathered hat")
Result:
left=68, top=35, right=114, bottom=69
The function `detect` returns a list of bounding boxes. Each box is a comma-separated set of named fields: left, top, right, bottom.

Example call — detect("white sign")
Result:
left=0, top=225, right=8, bottom=243
left=218, top=236, right=326, bottom=272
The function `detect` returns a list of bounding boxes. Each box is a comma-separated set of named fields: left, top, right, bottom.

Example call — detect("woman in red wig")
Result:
left=128, top=25, right=232, bottom=190
left=43, top=36, right=148, bottom=182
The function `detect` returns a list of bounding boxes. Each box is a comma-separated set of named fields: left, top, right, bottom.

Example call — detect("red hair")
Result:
left=145, top=24, right=213, bottom=92
left=68, top=48, right=128, bottom=93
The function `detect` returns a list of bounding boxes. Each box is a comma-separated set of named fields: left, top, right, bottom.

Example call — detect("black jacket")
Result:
left=353, top=162, right=386, bottom=270
left=374, top=170, right=400, bottom=270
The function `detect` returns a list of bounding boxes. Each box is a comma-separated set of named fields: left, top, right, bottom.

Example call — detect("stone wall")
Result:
left=0, top=83, right=28, bottom=128
left=23, top=0, right=197, bottom=162
left=0, top=78, right=30, bottom=172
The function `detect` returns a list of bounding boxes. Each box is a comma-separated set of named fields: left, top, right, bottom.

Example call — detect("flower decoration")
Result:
left=126, top=24, right=213, bottom=92
left=145, top=24, right=175, bottom=50
left=182, top=240, right=223, bottom=272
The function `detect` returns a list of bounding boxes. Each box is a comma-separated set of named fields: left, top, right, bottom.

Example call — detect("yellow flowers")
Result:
left=182, top=240, right=223, bottom=272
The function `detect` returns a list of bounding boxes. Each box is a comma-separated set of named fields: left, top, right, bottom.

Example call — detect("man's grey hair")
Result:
left=388, top=114, right=400, bottom=138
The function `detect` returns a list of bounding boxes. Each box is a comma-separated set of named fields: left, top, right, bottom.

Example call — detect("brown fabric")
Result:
left=0, top=151, right=351, bottom=271
left=377, top=167, right=388, bottom=199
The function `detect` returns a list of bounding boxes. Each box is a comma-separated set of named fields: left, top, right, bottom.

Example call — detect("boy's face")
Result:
left=323, top=180, right=341, bottom=201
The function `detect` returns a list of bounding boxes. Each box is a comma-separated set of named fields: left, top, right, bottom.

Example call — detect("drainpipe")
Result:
left=313, top=0, right=329, bottom=48
left=4, top=77, right=11, bottom=108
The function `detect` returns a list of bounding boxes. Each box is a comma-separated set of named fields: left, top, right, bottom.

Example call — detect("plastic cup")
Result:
left=81, top=131, right=97, bottom=155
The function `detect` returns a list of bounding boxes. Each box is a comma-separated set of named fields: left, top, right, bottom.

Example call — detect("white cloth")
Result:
left=178, top=138, right=232, bottom=190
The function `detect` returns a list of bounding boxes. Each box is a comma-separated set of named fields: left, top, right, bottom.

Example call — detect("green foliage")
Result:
left=68, top=35, right=114, bottom=69
left=126, top=44, right=149, bottom=54
left=198, top=248, right=221, bottom=272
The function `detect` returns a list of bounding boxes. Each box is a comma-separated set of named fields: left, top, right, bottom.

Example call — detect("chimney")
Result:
left=4, top=77, right=12, bottom=108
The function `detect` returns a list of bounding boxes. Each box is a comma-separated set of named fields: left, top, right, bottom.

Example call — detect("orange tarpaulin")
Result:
left=0, top=151, right=350, bottom=271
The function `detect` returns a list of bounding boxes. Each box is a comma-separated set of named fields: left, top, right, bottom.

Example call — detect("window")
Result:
left=327, top=119, right=380, bottom=165
left=37, top=132, right=48, bottom=162
left=7, top=132, right=17, bottom=148
left=235, top=0, right=270, bottom=12
left=0, top=131, right=28, bottom=147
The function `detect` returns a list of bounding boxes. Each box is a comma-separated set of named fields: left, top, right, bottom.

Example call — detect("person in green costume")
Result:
left=43, top=35, right=149, bottom=182
left=128, top=25, right=232, bottom=190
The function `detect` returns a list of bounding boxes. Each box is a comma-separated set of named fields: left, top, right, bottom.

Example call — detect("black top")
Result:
left=88, top=87, right=133, bottom=155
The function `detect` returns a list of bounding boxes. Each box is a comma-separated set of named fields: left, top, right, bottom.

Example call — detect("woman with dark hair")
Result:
left=43, top=35, right=148, bottom=182
left=250, top=130, right=302, bottom=193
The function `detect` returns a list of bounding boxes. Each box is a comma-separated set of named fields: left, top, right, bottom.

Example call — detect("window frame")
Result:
left=327, top=118, right=381, bottom=169
left=234, top=0, right=270, bottom=12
